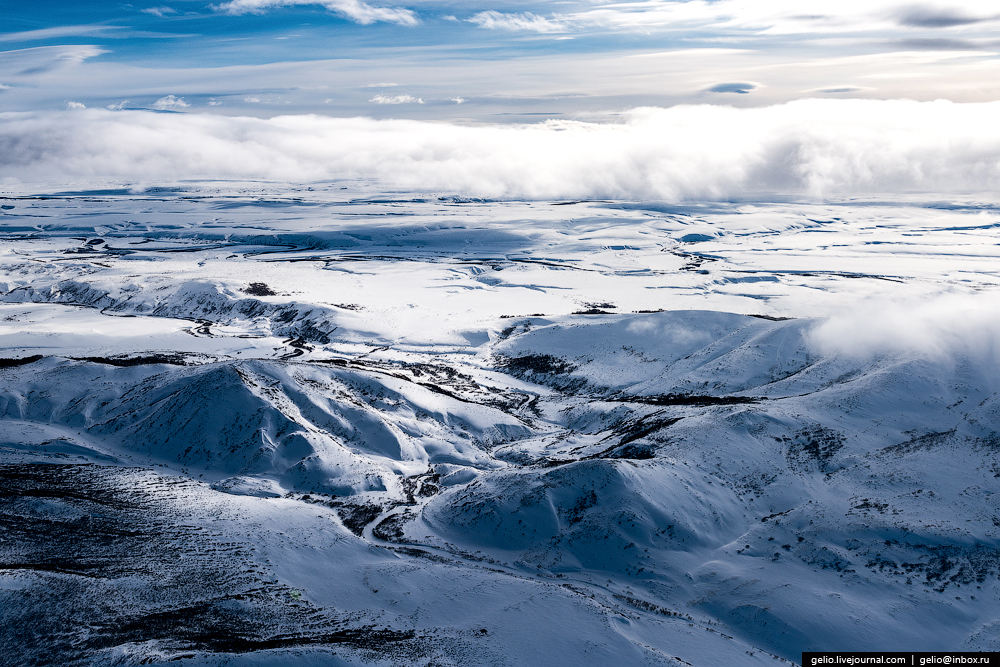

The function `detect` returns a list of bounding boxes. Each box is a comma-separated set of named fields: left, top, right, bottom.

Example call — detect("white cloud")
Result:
left=809, top=293, right=1000, bottom=364
left=2, top=45, right=109, bottom=76
left=364, top=82, right=400, bottom=87
left=212, top=0, right=418, bottom=26
left=0, top=24, right=184, bottom=42
left=451, top=96, right=466, bottom=104
left=152, top=95, right=189, bottom=109
left=65, top=101, right=85, bottom=109
left=141, top=6, right=178, bottom=17
left=107, top=100, right=129, bottom=110
left=513, top=0, right=1000, bottom=36
left=2, top=99, right=1000, bottom=200
left=0, top=25, right=126, bottom=42
left=467, top=11, right=568, bottom=32
left=369, top=93, right=423, bottom=104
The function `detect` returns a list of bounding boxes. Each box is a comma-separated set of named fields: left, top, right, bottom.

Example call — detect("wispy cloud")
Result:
left=1, top=45, right=109, bottom=76
left=0, top=25, right=127, bottom=42
left=3, top=100, right=1000, bottom=199
left=467, top=11, right=568, bottom=33
left=892, top=37, right=986, bottom=50
left=141, top=6, right=178, bottom=17
left=369, top=93, right=422, bottom=103
left=0, top=24, right=187, bottom=42
left=212, top=0, right=418, bottom=26
left=515, top=0, right=1000, bottom=36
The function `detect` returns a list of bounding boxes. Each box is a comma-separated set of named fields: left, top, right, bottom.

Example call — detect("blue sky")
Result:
left=2, top=0, right=999, bottom=119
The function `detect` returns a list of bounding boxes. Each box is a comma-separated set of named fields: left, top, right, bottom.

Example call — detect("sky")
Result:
left=2, top=0, right=1000, bottom=119
left=2, top=1, right=1000, bottom=197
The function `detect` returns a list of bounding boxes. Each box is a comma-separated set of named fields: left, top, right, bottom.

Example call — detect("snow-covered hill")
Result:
left=2, top=185, right=999, bottom=666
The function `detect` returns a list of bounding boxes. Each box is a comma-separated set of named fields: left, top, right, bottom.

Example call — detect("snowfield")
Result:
left=2, top=184, right=1000, bottom=666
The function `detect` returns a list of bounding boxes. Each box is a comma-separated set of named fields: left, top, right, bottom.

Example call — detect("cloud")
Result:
left=809, top=293, right=1000, bottom=364
left=152, top=95, right=189, bottom=109
left=107, top=100, right=129, bottom=110
left=451, top=97, right=465, bottom=104
left=0, top=25, right=126, bottom=42
left=705, top=82, right=758, bottom=94
left=811, top=86, right=870, bottom=93
left=555, top=0, right=1000, bottom=36
left=2, top=45, right=109, bottom=76
left=894, top=37, right=984, bottom=50
left=0, top=24, right=185, bottom=42
left=892, top=5, right=992, bottom=28
left=141, top=6, right=178, bottom=17
left=65, top=101, right=86, bottom=109
left=2, top=99, right=1000, bottom=200
left=369, top=93, right=422, bottom=104
left=212, top=0, right=418, bottom=26
left=365, top=82, right=400, bottom=88
left=467, top=11, right=567, bottom=32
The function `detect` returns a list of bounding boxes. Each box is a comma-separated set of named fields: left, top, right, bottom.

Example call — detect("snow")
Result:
left=2, top=183, right=999, bottom=665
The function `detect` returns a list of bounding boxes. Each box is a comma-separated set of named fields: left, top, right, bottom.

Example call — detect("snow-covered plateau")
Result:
left=2, top=184, right=1000, bottom=666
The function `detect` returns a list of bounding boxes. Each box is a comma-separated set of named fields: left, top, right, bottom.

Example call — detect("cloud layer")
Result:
left=2, top=99, right=999, bottom=200
left=212, top=0, right=418, bottom=25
